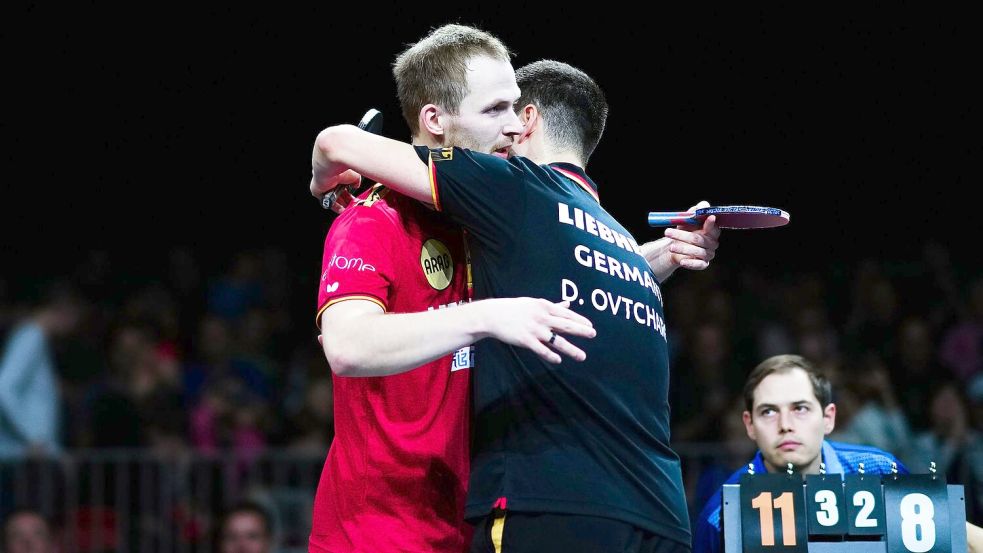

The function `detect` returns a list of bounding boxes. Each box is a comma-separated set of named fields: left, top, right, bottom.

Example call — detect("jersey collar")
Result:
left=549, top=162, right=599, bottom=204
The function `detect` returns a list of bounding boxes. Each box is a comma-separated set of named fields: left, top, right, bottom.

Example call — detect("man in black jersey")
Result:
left=310, top=60, right=721, bottom=552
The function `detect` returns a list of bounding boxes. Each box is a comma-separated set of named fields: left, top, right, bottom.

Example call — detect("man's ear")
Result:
left=743, top=410, right=756, bottom=441
left=823, top=403, right=836, bottom=435
left=419, top=104, right=446, bottom=139
left=517, top=103, right=539, bottom=144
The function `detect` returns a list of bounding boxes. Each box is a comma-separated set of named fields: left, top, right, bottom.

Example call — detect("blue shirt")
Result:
left=693, top=440, right=908, bottom=553
left=0, top=323, right=61, bottom=458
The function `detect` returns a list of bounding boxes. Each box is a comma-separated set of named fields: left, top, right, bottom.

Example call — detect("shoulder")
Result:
left=430, top=147, right=534, bottom=176
left=3, top=323, right=44, bottom=350
left=828, top=440, right=907, bottom=474
left=331, top=187, right=418, bottom=233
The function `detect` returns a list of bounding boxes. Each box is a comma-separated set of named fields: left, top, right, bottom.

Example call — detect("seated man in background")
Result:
left=693, top=353, right=983, bottom=553
left=2, top=508, right=57, bottom=553
left=217, top=501, right=275, bottom=553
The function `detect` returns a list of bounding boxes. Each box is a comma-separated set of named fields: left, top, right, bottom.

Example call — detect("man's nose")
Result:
left=778, top=410, right=794, bottom=432
left=502, top=110, right=523, bottom=137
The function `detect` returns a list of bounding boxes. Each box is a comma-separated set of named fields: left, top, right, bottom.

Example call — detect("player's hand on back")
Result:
left=478, top=299, right=595, bottom=364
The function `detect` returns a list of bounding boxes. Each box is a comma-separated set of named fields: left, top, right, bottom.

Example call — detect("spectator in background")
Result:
left=2, top=508, right=57, bottom=553
left=792, top=306, right=840, bottom=371
left=82, top=322, right=178, bottom=448
left=0, top=281, right=84, bottom=458
left=845, top=266, right=900, bottom=360
left=279, top=345, right=325, bottom=431
left=208, top=252, right=265, bottom=323
left=183, top=313, right=272, bottom=458
left=687, top=395, right=755, bottom=533
left=190, top=377, right=268, bottom=457
left=671, top=321, right=740, bottom=442
left=184, top=315, right=271, bottom=408
left=286, top=375, right=333, bottom=454
left=217, top=501, right=275, bottom=553
left=890, top=316, right=944, bottom=428
left=911, top=380, right=983, bottom=521
left=751, top=276, right=843, bottom=408
left=915, top=239, right=962, bottom=330
left=828, top=352, right=913, bottom=460
left=940, top=276, right=983, bottom=383
left=236, top=308, right=280, bottom=392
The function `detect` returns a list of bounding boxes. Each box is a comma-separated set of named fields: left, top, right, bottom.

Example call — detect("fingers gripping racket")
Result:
left=320, top=108, right=384, bottom=211
left=647, top=205, right=790, bottom=229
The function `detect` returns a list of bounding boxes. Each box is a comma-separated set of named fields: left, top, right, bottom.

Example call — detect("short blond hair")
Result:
left=393, top=24, right=512, bottom=136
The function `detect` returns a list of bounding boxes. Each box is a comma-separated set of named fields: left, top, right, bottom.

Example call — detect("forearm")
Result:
left=313, top=125, right=433, bottom=204
left=640, top=238, right=677, bottom=283
left=322, top=300, right=495, bottom=377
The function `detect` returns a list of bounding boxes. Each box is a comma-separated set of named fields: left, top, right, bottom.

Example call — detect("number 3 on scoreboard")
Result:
left=814, top=489, right=839, bottom=526
left=805, top=474, right=847, bottom=537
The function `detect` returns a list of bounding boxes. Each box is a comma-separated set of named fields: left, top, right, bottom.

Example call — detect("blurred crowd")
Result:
left=1, top=239, right=980, bottom=547
left=1, top=247, right=334, bottom=461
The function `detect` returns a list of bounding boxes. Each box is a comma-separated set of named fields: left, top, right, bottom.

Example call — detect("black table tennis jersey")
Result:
left=415, top=146, right=690, bottom=545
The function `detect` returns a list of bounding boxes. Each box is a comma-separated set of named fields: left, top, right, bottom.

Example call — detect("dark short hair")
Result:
left=743, top=354, right=832, bottom=413
left=515, top=60, right=608, bottom=162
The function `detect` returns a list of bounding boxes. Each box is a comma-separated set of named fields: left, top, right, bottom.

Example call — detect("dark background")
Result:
left=6, top=6, right=979, bottom=296
left=2, top=5, right=981, bottom=543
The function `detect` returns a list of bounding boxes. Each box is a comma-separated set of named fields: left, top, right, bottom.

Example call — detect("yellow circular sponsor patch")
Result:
left=420, top=238, right=453, bottom=290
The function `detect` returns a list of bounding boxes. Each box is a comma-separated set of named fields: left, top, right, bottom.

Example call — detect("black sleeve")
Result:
left=414, top=146, right=527, bottom=253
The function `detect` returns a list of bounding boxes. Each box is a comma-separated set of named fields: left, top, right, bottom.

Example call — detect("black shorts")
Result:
left=469, top=511, right=691, bottom=553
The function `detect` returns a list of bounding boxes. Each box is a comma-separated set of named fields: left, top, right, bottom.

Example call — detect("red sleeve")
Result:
left=314, top=205, right=398, bottom=328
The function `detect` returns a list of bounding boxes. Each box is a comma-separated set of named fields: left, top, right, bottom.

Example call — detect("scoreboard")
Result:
left=721, top=473, right=967, bottom=552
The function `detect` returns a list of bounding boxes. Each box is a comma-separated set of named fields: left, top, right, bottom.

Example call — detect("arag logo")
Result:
left=420, top=238, right=453, bottom=290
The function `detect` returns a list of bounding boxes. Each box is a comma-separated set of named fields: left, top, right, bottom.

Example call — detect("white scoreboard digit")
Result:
left=844, top=473, right=887, bottom=537
left=883, top=475, right=950, bottom=553
left=805, top=474, right=847, bottom=538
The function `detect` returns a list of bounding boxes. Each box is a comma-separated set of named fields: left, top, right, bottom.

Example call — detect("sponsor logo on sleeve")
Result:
left=430, top=147, right=453, bottom=162
left=329, top=255, right=376, bottom=272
